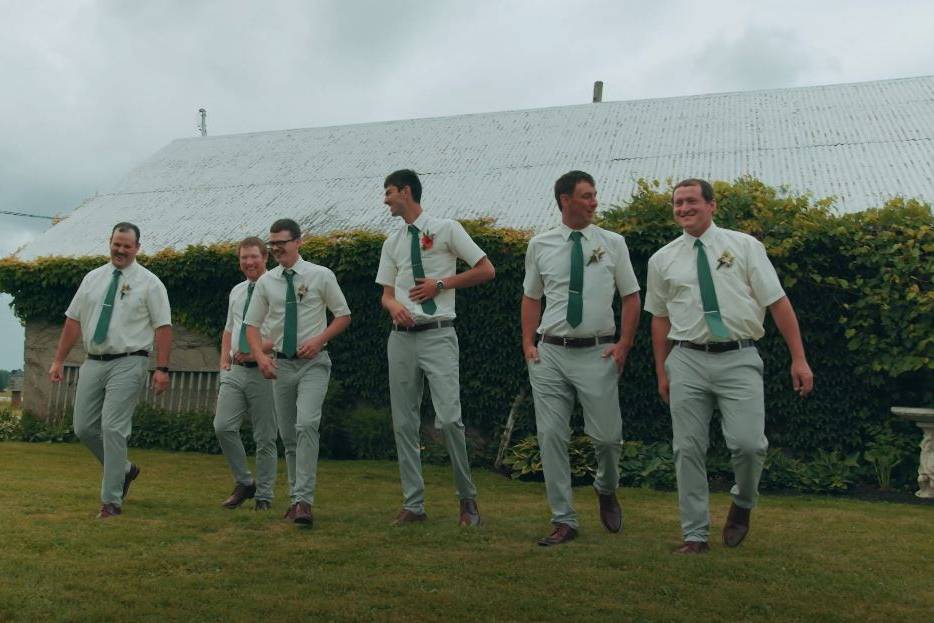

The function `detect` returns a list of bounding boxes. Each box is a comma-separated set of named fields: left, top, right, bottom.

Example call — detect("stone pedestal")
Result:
left=891, top=407, right=934, bottom=499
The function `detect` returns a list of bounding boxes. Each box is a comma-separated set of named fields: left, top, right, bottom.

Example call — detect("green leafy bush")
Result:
left=794, top=450, right=860, bottom=494
left=0, top=407, right=22, bottom=441
left=343, top=405, right=396, bottom=461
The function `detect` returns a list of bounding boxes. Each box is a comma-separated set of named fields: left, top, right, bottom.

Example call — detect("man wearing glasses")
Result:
left=244, top=218, right=351, bottom=527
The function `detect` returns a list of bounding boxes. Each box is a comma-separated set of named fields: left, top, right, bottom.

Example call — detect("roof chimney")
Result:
left=592, top=81, right=604, bottom=103
left=198, top=108, right=207, bottom=136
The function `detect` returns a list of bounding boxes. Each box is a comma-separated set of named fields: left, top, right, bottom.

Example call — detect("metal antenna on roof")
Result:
left=592, top=81, right=604, bottom=103
left=198, top=108, right=207, bottom=136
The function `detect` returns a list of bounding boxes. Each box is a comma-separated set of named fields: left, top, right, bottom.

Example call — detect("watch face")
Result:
left=436, top=280, right=445, bottom=291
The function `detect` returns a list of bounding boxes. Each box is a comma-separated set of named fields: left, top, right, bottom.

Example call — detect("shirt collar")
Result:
left=682, top=222, right=719, bottom=247
left=278, top=256, right=309, bottom=276
left=110, top=260, right=138, bottom=276
left=408, top=213, right=430, bottom=233
left=560, top=223, right=594, bottom=241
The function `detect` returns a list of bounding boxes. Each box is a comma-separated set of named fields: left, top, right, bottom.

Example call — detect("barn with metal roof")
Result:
left=16, top=74, right=934, bottom=261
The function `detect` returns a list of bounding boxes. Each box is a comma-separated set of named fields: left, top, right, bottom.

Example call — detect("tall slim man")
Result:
left=376, top=169, right=495, bottom=526
left=522, top=171, right=641, bottom=546
left=214, top=237, right=278, bottom=511
left=49, top=222, right=172, bottom=518
left=644, top=178, right=814, bottom=554
left=245, top=218, right=351, bottom=527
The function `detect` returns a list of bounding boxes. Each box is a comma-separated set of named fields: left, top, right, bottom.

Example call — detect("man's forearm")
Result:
left=769, top=297, right=807, bottom=361
left=53, top=318, right=82, bottom=364
left=439, top=257, right=495, bottom=290
left=245, top=325, right=265, bottom=357
left=650, top=316, right=672, bottom=375
left=521, top=296, right=541, bottom=348
left=319, top=314, right=351, bottom=343
left=617, top=292, right=641, bottom=347
left=154, top=325, right=173, bottom=367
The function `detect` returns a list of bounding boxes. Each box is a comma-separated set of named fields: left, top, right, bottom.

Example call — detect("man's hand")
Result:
left=657, top=372, right=670, bottom=405
left=385, top=297, right=415, bottom=328
left=602, top=341, right=631, bottom=373
left=152, top=370, right=170, bottom=394
left=298, top=335, right=326, bottom=359
left=409, top=278, right=440, bottom=303
left=233, top=352, right=255, bottom=364
left=791, top=358, right=814, bottom=397
left=256, top=353, right=277, bottom=380
left=48, top=361, right=64, bottom=383
left=219, top=356, right=231, bottom=371
left=524, top=343, right=540, bottom=363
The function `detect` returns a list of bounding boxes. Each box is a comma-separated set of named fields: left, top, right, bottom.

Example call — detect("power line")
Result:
left=0, top=209, right=57, bottom=220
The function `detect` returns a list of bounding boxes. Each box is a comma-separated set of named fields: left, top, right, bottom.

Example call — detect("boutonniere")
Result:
left=587, top=247, right=606, bottom=266
left=717, top=250, right=735, bottom=270
left=297, top=284, right=309, bottom=301
left=420, top=231, right=435, bottom=251
left=119, top=283, right=132, bottom=299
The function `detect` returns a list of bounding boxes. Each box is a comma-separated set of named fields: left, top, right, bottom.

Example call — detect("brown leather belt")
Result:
left=393, top=320, right=454, bottom=333
left=275, top=350, right=326, bottom=360
left=87, top=350, right=149, bottom=361
left=540, top=334, right=615, bottom=348
left=675, top=339, right=756, bottom=353
left=232, top=361, right=259, bottom=368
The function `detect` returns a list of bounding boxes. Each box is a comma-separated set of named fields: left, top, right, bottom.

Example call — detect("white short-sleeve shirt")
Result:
left=224, top=279, right=275, bottom=358
left=523, top=224, right=641, bottom=338
left=65, top=260, right=172, bottom=355
left=244, top=257, right=351, bottom=351
left=644, top=223, right=785, bottom=342
left=375, top=213, right=487, bottom=323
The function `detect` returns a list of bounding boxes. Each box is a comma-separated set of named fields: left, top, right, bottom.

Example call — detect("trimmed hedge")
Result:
left=1, top=177, right=931, bottom=460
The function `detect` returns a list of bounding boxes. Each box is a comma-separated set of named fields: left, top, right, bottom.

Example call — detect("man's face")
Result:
left=239, top=245, right=266, bottom=281
left=383, top=184, right=408, bottom=218
left=267, top=229, right=300, bottom=267
left=110, top=230, right=140, bottom=269
left=672, top=184, right=716, bottom=236
left=561, top=180, right=598, bottom=228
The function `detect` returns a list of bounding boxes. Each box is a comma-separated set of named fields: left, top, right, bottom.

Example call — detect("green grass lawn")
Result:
left=1, top=442, right=931, bottom=623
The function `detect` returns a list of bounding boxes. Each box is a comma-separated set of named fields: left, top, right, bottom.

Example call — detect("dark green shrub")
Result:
left=343, top=405, right=395, bottom=460
left=794, top=450, right=860, bottom=493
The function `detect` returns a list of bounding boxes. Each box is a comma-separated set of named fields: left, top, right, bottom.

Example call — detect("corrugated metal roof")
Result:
left=18, top=75, right=934, bottom=259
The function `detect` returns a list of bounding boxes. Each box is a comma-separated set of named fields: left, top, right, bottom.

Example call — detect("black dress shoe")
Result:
left=254, top=499, right=271, bottom=511
left=122, top=464, right=140, bottom=499
left=537, top=523, right=578, bottom=546
left=221, top=482, right=256, bottom=508
left=459, top=499, right=481, bottom=527
left=596, top=491, right=622, bottom=533
left=723, top=503, right=751, bottom=547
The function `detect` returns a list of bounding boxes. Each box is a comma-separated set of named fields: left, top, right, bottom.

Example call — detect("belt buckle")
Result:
left=562, top=336, right=570, bottom=347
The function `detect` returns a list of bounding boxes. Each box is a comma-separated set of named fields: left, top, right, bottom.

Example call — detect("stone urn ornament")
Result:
left=891, top=407, right=934, bottom=499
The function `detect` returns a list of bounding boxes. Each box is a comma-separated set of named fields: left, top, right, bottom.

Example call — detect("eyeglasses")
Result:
left=266, top=237, right=299, bottom=249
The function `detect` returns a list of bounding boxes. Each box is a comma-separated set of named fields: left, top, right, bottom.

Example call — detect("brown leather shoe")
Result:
left=459, top=499, right=481, bottom=527
left=283, top=503, right=297, bottom=520
left=596, top=491, right=622, bottom=533
left=254, top=499, right=271, bottom=511
left=392, top=509, right=428, bottom=526
left=537, top=523, right=578, bottom=546
left=122, top=464, right=140, bottom=499
left=672, top=541, right=709, bottom=554
left=221, top=482, right=256, bottom=509
left=723, top=503, right=751, bottom=547
left=293, top=501, right=313, bottom=526
left=97, top=503, right=122, bottom=519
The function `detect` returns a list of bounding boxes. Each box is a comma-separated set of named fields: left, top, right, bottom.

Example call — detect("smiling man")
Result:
left=376, top=168, right=495, bottom=527
left=521, top=170, right=641, bottom=546
left=244, top=218, right=351, bottom=527
left=48, top=222, right=172, bottom=518
left=644, top=178, right=814, bottom=554
left=213, top=237, right=278, bottom=511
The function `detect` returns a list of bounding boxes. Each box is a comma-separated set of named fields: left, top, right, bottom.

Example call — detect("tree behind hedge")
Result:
left=0, top=177, right=930, bottom=456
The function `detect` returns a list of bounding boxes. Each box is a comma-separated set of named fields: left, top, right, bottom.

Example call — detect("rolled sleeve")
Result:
left=244, top=280, right=270, bottom=327
left=449, top=221, right=486, bottom=267
left=147, top=280, right=172, bottom=328
left=323, top=270, right=351, bottom=317
left=643, top=257, right=669, bottom=317
left=748, top=240, right=785, bottom=307
left=374, top=239, right=397, bottom=287
left=613, top=236, right=640, bottom=296
left=522, top=239, right=544, bottom=299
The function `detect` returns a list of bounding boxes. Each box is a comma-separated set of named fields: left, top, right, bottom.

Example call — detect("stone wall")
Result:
left=24, top=320, right=220, bottom=419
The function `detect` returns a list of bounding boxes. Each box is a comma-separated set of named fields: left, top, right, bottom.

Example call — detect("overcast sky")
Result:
left=2, top=0, right=933, bottom=370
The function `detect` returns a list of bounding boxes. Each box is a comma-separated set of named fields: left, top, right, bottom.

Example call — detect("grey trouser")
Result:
left=73, top=355, right=148, bottom=506
left=666, top=344, right=768, bottom=542
left=388, top=326, right=476, bottom=514
left=273, top=353, right=331, bottom=505
left=528, top=342, right=622, bottom=529
left=214, top=364, right=278, bottom=501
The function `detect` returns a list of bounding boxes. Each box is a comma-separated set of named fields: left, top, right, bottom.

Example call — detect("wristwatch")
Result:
left=155, top=366, right=169, bottom=373
left=435, top=279, right=445, bottom=292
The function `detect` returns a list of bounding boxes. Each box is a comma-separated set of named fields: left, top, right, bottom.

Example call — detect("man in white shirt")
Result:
left=245, top=218, right=351, bottom=527
left=48, top=222, right=172, bottom=519
left=376, top=169, right=495, bottom=527
left=522, top=171, right=641, bottom=546
left=644, top=178, right=814, bottom=554
left=214, top=237, right=278, bottom=511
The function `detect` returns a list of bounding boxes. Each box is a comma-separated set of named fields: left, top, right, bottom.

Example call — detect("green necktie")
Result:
left=283, top=270, right=298, bottom=357
left=695, top=239, right=730, bottom=340
left=408, top=225, right=437, bottom=315
left=92, top=269, right=122, bottom=344
left=566, top=231, right=584, bottom=327
left=238, top=283, right=255, bottom=354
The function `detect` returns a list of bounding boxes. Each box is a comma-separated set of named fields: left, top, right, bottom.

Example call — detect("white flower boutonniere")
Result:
left=587, top=247, right=606, bottom=266
left=297, top=284, right=309, bottom=301
left=717, top=250, right=735, bottom=270
left=120, top=283, right=132, bottom=299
